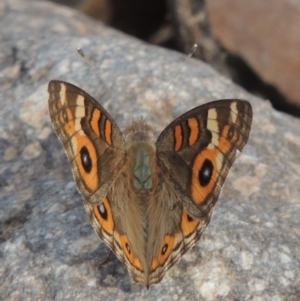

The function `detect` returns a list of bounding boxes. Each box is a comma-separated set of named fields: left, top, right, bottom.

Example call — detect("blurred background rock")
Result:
left=48, top=0, right=300, bottom=117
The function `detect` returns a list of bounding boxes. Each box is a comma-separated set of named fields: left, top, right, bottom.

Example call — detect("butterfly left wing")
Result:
left=48, top=80, right=126, bottom=204
left=49, top=81, right=148, bottom=284
left=156, top=99, right=252, bottom=219
left=83, top=174, right=147, bottom=285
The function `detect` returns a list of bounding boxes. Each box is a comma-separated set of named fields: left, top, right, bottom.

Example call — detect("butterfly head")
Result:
left=124, top=119, right=155, bottom=149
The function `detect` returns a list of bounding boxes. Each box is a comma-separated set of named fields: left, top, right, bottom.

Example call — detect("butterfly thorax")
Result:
left=124, top=120, right=158, bottom=194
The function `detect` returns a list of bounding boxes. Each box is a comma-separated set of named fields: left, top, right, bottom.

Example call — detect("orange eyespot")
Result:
left=93, top=198, right=114, bottom=232
left=118, top=234, right=143, bottom=271
left=181, top=210, right=199, bottom=235
left=150, top=235, right=176, bottom=271
left=191, top=149, right=217, bottom=204
left=75, top=135, right=99, bottom=191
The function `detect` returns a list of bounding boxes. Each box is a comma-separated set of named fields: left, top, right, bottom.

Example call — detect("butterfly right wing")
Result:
left=145, top=99, right=252, bottom=286
left=156, top=99, right=252, bottom=218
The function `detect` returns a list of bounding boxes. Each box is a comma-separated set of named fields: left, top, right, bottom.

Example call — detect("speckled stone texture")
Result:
left=0, top=0, right=300, bottom=300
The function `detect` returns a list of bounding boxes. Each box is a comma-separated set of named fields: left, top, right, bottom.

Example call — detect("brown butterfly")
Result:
left=48, top=80, right=252, bottom=287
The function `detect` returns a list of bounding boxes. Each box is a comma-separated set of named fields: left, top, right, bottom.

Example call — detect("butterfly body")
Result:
left=48, top=80, right=252, bottom=287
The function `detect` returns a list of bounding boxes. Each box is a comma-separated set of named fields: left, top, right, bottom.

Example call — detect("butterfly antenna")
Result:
left=77, top=47, right=115, bottom=99
left=77, top=48, right=128, bottom=152
left=144, top=44, right=198, bottom=122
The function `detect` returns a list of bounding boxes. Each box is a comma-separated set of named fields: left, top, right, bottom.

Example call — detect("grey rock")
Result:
left=0, top=0, right=299, bottom=300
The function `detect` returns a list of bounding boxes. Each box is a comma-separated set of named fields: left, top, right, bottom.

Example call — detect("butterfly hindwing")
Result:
left=83, top=175, right=147, bottom=284
left=146, top=183, right=213, bottom=285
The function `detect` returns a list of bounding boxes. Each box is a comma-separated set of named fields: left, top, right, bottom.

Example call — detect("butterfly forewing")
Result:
left=156, top=99, right=252, bottom=219
left=48, top=80, right=126, bottom=204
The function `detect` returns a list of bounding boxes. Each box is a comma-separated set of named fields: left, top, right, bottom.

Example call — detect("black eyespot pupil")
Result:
left=126, top=243, right=131, bottom=254
left=98, top=203, right=108, bottom=220
left=199, top=159, right=213, bottom=187
left=161, top=244, right=168, bottom=255
left=187, top=214, right=194, bottom=222
left=80, top=146, right=92, bottom=172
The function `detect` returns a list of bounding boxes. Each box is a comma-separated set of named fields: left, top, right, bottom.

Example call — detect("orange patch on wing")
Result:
left=181, top=210, right=200, bottom=235
left=150, top=235, right=176, bottom=271
left=188, top=118, right=199, bottom=146
left=118, top=234, right=143, bottom=271
left=105, top=119, right=112, bottom=145
left=75, top=135, right=99, bottom=191
left=93, top=198, right=114, bottom=232
left=174, top=125, right=183, bottom=151
left=191, top=149, right=218, bottom=204
left=90, top=109, right=101, bottom=137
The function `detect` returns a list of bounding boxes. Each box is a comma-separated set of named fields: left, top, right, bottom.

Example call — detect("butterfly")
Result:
left=48, top=80, right=252, bottom=288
